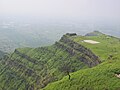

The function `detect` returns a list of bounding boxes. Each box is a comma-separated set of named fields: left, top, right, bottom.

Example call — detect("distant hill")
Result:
left=0, top=32, right=120, bottom=90
left=85, top=31, right=104, bottom=36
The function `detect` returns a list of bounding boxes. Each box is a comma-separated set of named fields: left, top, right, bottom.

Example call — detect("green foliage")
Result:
left=43, top=33, right=120, bottom=90
left=0, top=32, right=120, bottom=90
left=0, top=43, right=88, bottom=89
left=43, top=60, right=120, bottom=90
left=72, top=34, right=120, bottom=61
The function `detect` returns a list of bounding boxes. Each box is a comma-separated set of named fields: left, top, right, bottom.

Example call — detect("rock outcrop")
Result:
left=56, top=34, right=101, bottom=67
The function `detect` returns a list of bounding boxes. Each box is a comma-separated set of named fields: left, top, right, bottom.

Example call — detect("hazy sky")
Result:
left=0, top=0, right=120, bottom=21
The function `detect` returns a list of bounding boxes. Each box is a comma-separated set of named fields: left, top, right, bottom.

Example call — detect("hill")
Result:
left=71, top=31, right=120, bottom=61
left=43, top=31, right=120, bottom=90
left=0, top=32, right=100, bottom=90
left=43, top=59, right=120, bottom=90
left=0, top=31, right=120, bottom=90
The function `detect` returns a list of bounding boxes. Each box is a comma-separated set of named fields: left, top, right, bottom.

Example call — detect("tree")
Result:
left=59, top=63, right=71, bottom=80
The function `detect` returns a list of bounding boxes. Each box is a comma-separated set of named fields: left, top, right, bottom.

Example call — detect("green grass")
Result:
left=0, top=44, right=88, bottom=89
left=72, top=34, right=120, bottom=61
left=42, top=33, right=120, bottom=90
left=43, top=59, right=120, bottom=90
left=0, top=32, right=120, bottom=90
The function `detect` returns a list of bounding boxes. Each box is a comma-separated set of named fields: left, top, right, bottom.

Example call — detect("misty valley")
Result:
left=0, top=17, right=120, bottom=53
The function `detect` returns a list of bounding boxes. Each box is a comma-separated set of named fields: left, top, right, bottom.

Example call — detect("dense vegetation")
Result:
left=43, top=32, right=120, bottom=90
left=0, top=31, right=120, bottom=90
left=43, top=59, right=120, bottom=90
left=0, top=33, right=100, bottom=90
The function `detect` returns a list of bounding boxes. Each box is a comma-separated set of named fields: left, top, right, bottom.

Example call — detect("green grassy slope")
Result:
left=43, top=32, right=120, bottom=90
left=43, top=60, right=120, bottom=90
left=0, top=45, right=88, bottom=90
left=0, top=33, right=101, bottom=90
left=0, top=32, right=119, bottom=90
left=71, top=32, right=120, bottom=61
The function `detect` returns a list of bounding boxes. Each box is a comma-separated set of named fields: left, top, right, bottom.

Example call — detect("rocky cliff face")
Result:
left=57, top=34, right=101, bottom=67
left=0, top=33, right=101, bottom=90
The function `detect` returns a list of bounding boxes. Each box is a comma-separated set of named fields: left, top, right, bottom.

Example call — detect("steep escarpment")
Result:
left=0, top=33, right=101, bottom=90
left=57, top=34, right=101, bottom=67
left=43, top=32, right=120, bottom=90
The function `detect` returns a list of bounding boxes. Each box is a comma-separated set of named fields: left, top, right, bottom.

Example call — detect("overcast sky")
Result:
left=0, top=0, right=120, bottom=21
